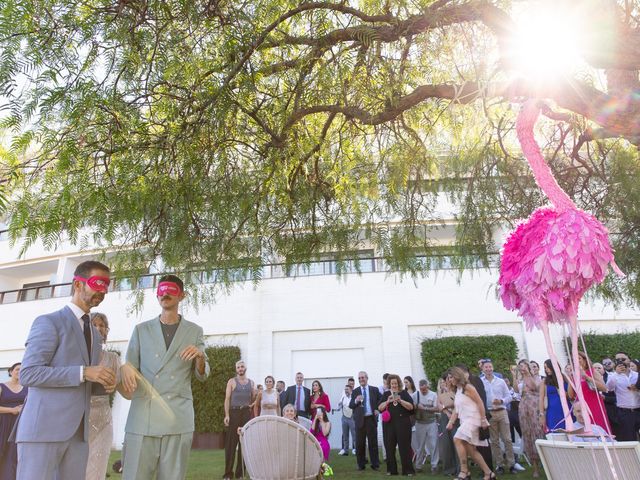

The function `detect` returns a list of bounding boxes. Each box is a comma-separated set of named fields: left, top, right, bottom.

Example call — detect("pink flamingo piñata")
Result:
left=499, top=100, right=624, bottom=433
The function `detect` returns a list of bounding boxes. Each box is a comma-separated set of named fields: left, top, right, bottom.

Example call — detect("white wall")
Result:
left=2, top=267, right=639, bottom=448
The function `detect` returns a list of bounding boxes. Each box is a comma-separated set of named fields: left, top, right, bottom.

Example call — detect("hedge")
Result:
left=192, top=345, right=241, bottom=433
left=566, top=330, right=640, bottom=363
left=421, top=335, right=518, bottom=385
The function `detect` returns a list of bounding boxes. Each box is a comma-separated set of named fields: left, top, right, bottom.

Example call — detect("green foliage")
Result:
left=0, top=1, right=638, bottom=307
left=421, top=335, right=518, bottom=384
left=567, top=330, right=640, bottom=363
left=192, top=346, right=241, bottom=433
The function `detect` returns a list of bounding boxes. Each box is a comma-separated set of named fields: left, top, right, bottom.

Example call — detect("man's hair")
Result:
left=296, top=371, right=304, bottom=376
left=276, top=380, right=285, bottom=385
left=419, top=379, right=429, bottom=386
left=383, top=373, right=389, bottom=380
left=72, top=261, right=110, bottom=293
left=158, top=274, right=184, bottom=292
left=74, top=260, right=110, bottom=278
left=235, top=360, right=245, bottom=368
left=615, top=351, right=629, bottom=358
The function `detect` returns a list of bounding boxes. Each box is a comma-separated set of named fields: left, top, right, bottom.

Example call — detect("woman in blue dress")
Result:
left=538, top=359, right=572, bottom=433
left=0, top=362, right=28, bottom=480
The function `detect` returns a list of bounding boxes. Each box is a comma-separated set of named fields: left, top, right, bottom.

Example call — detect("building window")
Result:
left=19, top=281, right=51, bottom=302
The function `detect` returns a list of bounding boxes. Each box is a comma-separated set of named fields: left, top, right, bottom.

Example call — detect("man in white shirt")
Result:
left=412, top=379, right=439, bottom=473
left=481, top=361, right=516, bottom=474
left=606, top=352, right=640, bottom=441
left=338, top=384, right=356, bottom=455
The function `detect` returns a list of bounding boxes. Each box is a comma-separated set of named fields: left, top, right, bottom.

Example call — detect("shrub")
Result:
left=192, top=345, right=241, bottom=433
left=421, top=335, right=518, bottom=384
left=566, top=330, right=640, bottom=363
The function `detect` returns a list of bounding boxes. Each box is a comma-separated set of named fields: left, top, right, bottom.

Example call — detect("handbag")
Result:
left=381, top=409, right=391, bottom=423
left=414, top=390, right=430, bottom=423
left=479, top=426, right=490, bottom=440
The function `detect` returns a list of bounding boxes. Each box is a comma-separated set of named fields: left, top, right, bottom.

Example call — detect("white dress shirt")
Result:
left=606, top=370, right=640, bottom=409
left=339, top=393, right=353, bottom=418
left=67, top=302, right=91, bottom=382
left=482, top=375, right=512, bottom=410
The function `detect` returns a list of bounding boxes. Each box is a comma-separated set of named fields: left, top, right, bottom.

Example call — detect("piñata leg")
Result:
left=540, top=318, right=574, bottom=431
left=568, top=314, right=593, bottom=434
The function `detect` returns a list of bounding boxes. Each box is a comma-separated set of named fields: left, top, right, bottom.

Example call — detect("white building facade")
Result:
left=1, top=228, right=638, bottom=449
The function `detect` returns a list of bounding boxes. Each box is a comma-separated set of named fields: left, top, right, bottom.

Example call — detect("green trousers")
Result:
left=122, top=431, right=193, bottom=480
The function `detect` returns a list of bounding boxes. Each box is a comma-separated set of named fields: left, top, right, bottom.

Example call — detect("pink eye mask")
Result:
left=157, top=281, right=182, bottom=297
left=74, top=275, right=110, bottom=293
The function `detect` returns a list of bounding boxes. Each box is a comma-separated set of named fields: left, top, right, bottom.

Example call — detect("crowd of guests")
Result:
left=220, top=354, right=640, bottom=479
left=1, top=259, right=639, bottom=479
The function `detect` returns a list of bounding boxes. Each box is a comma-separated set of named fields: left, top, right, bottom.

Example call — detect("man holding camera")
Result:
left=606, top=352, right=640, bottom=441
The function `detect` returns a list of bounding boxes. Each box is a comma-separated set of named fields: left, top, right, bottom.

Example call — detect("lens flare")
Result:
left=508, top=3, right=586, bottom=81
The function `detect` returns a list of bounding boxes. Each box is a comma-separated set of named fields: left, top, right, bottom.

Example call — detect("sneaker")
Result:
left=496, top=466, right=505, bottom=474
left=338, top=449, right=346, bottom=456
left=513, top=463, right=526, bottom=472
left=352, top=448, right=356, bottom=455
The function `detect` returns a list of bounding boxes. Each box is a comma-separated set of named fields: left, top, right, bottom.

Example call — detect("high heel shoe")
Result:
left=483, top=473, right=497, bottom=480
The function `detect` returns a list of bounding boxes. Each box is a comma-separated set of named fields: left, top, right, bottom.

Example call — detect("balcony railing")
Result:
left=0, top=254, right=499, bottom=305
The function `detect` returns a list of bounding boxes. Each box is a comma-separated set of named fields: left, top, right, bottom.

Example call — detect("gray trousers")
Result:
left=123, top=432, right=193, bottom=480
left=413, top=421, right=439, bottom=469
left=17, top=422, right=88, bottom=480
left=341, top=415, right=356, bottom=450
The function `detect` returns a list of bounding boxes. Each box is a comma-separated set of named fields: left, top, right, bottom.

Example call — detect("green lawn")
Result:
left=107, top=449, right=547, bottom=479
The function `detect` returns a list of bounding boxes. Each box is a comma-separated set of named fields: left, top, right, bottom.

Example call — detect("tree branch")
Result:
left=282, top=77, right=640, bottom=145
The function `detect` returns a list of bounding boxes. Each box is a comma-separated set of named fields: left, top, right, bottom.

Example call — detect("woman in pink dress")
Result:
left=311, top=406, right=331, bottom=461
left=310, top=380, right=331, bottom=421
left=568, top=351, right=611, bottom=434
left=446, top=367, right=495, bottom=480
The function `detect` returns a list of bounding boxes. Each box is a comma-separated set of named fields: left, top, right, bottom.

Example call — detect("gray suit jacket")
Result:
left=13, top=305, right=100, bottom=443
left=125, top=317, right=210, bottom=436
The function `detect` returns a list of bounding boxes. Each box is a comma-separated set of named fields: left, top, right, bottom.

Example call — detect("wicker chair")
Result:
left=239, top=416, right=324, bottom=480
left=536, top=439, right=640, bottom=480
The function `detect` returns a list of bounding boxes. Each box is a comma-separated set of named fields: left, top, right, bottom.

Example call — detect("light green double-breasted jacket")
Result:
left=125, top=316, right=210, bottom=436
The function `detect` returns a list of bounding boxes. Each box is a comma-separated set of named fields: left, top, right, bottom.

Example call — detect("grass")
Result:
left=107, top=449, right=547, bottom=479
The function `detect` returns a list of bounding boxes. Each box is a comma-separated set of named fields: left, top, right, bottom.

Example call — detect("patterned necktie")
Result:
left=82, top=314, right=92, bottom=357
left=363, top=386, right=368, bottom=414
left=296, top=386, right=302, bottom=411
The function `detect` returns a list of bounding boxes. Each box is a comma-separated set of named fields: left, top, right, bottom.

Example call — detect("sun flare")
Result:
left=509, top=3, right=587, bottom=81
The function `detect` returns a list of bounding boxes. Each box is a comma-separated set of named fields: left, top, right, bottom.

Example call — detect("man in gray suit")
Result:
left=14, top=260, right=117, bottom=480
left=121, top=274, right=209, bottom=480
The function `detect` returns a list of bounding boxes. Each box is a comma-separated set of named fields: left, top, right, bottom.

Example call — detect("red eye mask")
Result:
left=157, top=281, right=182, bottom=297
left=74, top=275, right=110, bottom=293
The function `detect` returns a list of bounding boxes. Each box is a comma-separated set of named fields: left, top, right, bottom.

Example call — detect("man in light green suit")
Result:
left=121, top=274, right=210, bottom=480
